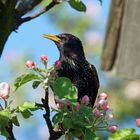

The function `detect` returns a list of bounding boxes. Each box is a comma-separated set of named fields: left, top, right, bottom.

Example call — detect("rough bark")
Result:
left=101, top=0, right=125, bottom=70
left=0, top=1, right=17, bottom=56
left=116, top=0, right=140, bottom=79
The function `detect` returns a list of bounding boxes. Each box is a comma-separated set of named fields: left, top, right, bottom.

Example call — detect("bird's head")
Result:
left=43, top=33, right=85, bottom=59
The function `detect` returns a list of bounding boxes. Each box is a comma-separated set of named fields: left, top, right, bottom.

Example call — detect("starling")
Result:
left=43, top=33, right=99, bottom=106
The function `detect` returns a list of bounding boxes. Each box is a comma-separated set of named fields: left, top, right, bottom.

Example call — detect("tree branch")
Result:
left=6, top=121, right=16, bottom=140
left=0, top=0, right=17, bottom=57
left=16, top=0, right=43, bottom=17
left=41, top=88, right=62, bottom=140
left=18, top=0, right=60, bottom=26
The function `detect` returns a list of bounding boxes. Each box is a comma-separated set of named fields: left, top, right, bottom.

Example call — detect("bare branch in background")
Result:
left=18, top=0, right=60, bottom=25
left=16, top=0, right=43, bottom=17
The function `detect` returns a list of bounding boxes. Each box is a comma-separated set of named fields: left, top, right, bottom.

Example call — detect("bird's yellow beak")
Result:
left=43, top=34, right=61, bottom=42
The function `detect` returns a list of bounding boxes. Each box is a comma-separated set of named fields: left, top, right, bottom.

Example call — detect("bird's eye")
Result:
left=60, top=36, right=66, bottom=42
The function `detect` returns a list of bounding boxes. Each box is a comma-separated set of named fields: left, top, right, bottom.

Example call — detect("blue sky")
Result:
left=0, top=0, right=111, bottom=64
left=0, top=1, right=112, bottom=139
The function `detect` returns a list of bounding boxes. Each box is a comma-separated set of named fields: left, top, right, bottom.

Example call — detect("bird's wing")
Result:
left=89, top=63, right=100, bottom=89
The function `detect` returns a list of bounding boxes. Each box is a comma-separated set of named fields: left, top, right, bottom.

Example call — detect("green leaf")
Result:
left=84, top=129, right=97, bottom=140
left=11, top=116, right=20, bottom=126
left=121, top=134, right=140, bottom=140
left=0, top=109, right=11, bottom=126
left=71, top=113, right=85, bottom=127
left=32, top=81, right=41, bottom=89
left=21, top=110, right=33, bottom=119
left=17, top=102, right=40, bottom=111
left=13, top=73, right=40, bottom=91
left=79, top=105, right=92, bottom=115
left=85, top=125, right=93, bottom=129
left=69, top=129, right=83, bottom=138
left=52, top=113, right=63, bottom=124
left=62, top=117, right=74, bottom=129
left=16, top=102, right=40, bottom=119
left=52, top=77, right=77, bottom=101
left=79, top=105, right=93, bottom=121
left=68, top=0, right=86, bottom=12
left=108, top=128, right=137, bottom=140
left=0, top=109, right=11, bottom=137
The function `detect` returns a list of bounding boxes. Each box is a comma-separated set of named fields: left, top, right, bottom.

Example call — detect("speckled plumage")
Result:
left=48, top=33, right=99, bottom=106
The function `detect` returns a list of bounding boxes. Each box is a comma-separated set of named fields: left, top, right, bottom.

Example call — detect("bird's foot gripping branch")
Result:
left=0, top=55, right=140, bottom=140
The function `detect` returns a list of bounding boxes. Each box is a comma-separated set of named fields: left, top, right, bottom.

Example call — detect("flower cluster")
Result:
left=55, top=93, right=118, bottom=134
left=26, top=55, right=61, bottom=69
left=1, top=53, right=140, bottom=140
left=25, top=55, right=62, bottom=86
left=94, top=93, right=118, bottom=133
left=88, top=93, right=117, bottom=133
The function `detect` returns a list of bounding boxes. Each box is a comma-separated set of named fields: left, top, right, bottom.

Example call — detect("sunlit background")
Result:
left=0, top=0, right=140, bottom=139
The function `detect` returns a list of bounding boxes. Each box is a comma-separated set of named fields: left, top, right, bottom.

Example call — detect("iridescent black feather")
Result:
left=52, top=33, right=99, bottom=106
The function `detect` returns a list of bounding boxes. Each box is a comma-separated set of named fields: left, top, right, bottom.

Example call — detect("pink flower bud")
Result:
left=55, top=60, right=62, bottom=69
left=76, top=103, right=81, bottom=111
left=108, top=125, right=118, bottom=133
left=41, top=54, right=48, bottom=62
left=97, top=98, right=106, bottom=107
left=26, top=60, right=35, bottom=68
left=93, top=109, right=100, bottom=117
left=81, top=95, right=90, bottom=105
left=97, top=98, right=106, bottom=105
left=102, top=103, right=109, bottom=111
left=98, top=92, right=108, bottom=100
left=136, top=118, right=140, bottom=127
left=0, top=82, right=10, bottom=99
left=97, top=98, right=109, bottom=111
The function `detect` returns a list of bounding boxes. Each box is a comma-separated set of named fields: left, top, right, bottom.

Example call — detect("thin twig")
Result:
left=42, top=88, right=62, bottom=140
left=16, top=0, right=43, bottom=17
left=19, top=0, right=60, bottom=25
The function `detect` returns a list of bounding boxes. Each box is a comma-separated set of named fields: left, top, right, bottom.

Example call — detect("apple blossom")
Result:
left=108, top=125, right=118, bottom=133
left=55, top=60, right=62, bottom=69
left=98, top=92, right=108, bottom=100
left=93, top=109, right=100, bottom=117
left=41, top=55, right=48, bottom=62
left=81, top=95, right=90, bottom=105
left=26, top=60, right=35, bottom=68
left=0, top=82, right=10, bottom=99
left=136, top=118, right=140, bottom=127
